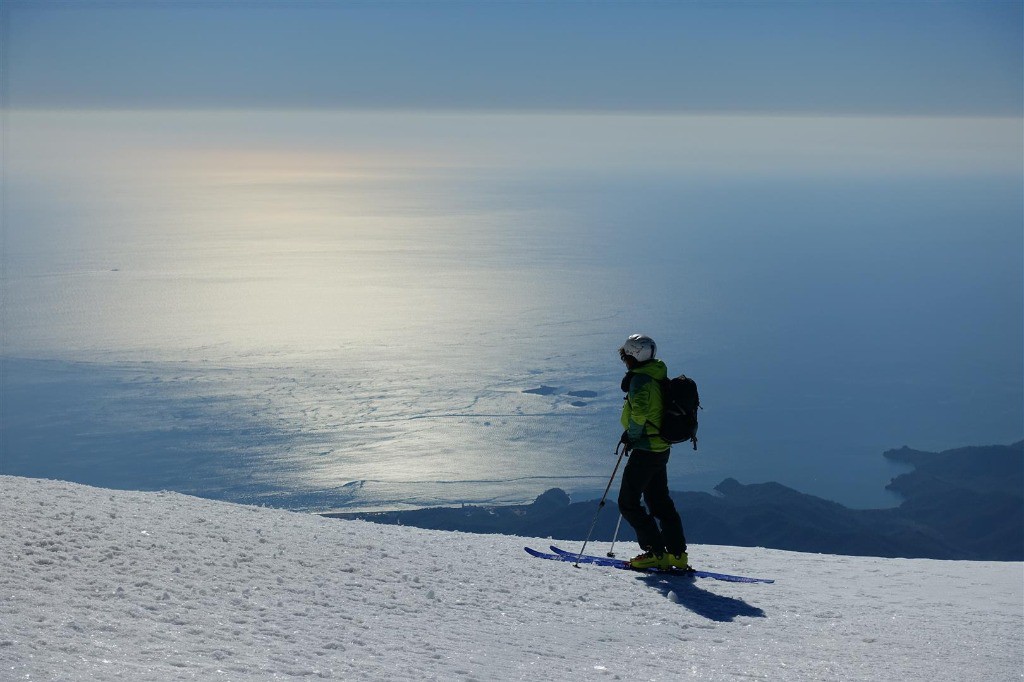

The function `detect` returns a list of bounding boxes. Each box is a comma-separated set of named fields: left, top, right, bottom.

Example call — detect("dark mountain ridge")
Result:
left=325, top=442, right=1023, bottom=561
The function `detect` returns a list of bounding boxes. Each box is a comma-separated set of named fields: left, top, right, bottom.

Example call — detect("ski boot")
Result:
left=629, top=550, right=689, bottom=570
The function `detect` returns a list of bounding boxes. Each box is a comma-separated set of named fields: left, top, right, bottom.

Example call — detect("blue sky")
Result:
left=5, top=1, right=1022, bottom=115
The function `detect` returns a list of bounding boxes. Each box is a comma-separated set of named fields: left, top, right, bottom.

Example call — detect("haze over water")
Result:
left=4, top=109, right=1021, bottom=510
left=3, top=3, right=1022, bottom=511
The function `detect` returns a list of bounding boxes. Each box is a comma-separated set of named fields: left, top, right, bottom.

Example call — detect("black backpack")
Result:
left=659, top=375, right=700, bottom=450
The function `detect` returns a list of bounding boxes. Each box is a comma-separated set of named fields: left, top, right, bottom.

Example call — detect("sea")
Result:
left=3, top=110, right=1021, bottom=511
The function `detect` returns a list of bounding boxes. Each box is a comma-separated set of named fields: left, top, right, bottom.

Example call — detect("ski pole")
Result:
left=607, top=514, right=623, bottom=558
left=574, top=442, right=627, bottom=567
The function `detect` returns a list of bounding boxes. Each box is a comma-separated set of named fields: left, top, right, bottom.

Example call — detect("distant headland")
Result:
left=325, top=441, right=1024, bottom=561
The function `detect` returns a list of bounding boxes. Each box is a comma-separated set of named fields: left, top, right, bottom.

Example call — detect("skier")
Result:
left=616, top=334, right=689, bottom=570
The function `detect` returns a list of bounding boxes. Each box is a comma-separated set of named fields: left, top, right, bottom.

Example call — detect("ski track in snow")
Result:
left=1, top=475, right=1021, bottom=681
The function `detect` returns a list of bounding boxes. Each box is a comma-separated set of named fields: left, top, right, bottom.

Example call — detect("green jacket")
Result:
left=620, top=359, right=670, bottom=453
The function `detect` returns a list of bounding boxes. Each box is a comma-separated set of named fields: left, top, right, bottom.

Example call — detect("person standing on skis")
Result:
left=616, top=334, right=689, bottom=570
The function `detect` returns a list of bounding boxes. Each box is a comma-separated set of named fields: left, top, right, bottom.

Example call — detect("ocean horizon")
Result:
left=3, top=110, right=1021, bottom=512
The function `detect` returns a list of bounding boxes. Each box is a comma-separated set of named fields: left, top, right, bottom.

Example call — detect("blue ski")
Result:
left=526, top=546, right=774, bottom=584
left=547, top=545, right=774, bottom=584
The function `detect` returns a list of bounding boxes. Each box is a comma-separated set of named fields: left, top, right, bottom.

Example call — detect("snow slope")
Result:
left=2, top=476, right=1021, bottom=681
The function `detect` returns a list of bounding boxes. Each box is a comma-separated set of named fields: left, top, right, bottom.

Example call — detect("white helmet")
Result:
left=619, top=334, right=656, bottom=363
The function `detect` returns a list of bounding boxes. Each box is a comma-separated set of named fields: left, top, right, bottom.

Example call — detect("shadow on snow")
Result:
left=635, top=574, right=766, bottom=622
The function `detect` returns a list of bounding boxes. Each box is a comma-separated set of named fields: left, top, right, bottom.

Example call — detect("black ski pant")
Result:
left=617, top=448, right=687, bottom=556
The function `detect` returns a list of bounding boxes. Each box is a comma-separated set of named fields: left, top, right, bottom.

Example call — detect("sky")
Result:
left=4, top=0, right=1022, bottom=115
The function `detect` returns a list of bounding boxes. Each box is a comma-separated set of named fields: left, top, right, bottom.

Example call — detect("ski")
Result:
left=548, top=545, right=775, bottom=583
left=548, top=545, right=774, bottom=583
left=524, top=546, right=774, bottom=584
left=525, top=546, right=702, bottom=578
left=546, top=546, right=627, bottom=568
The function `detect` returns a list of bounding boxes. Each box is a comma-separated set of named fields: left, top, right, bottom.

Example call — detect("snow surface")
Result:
left=2, top=476, right=1021, bottom=681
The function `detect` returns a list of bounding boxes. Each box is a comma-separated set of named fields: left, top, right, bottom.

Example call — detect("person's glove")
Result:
left=619, top=430, right=633, bottom=453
